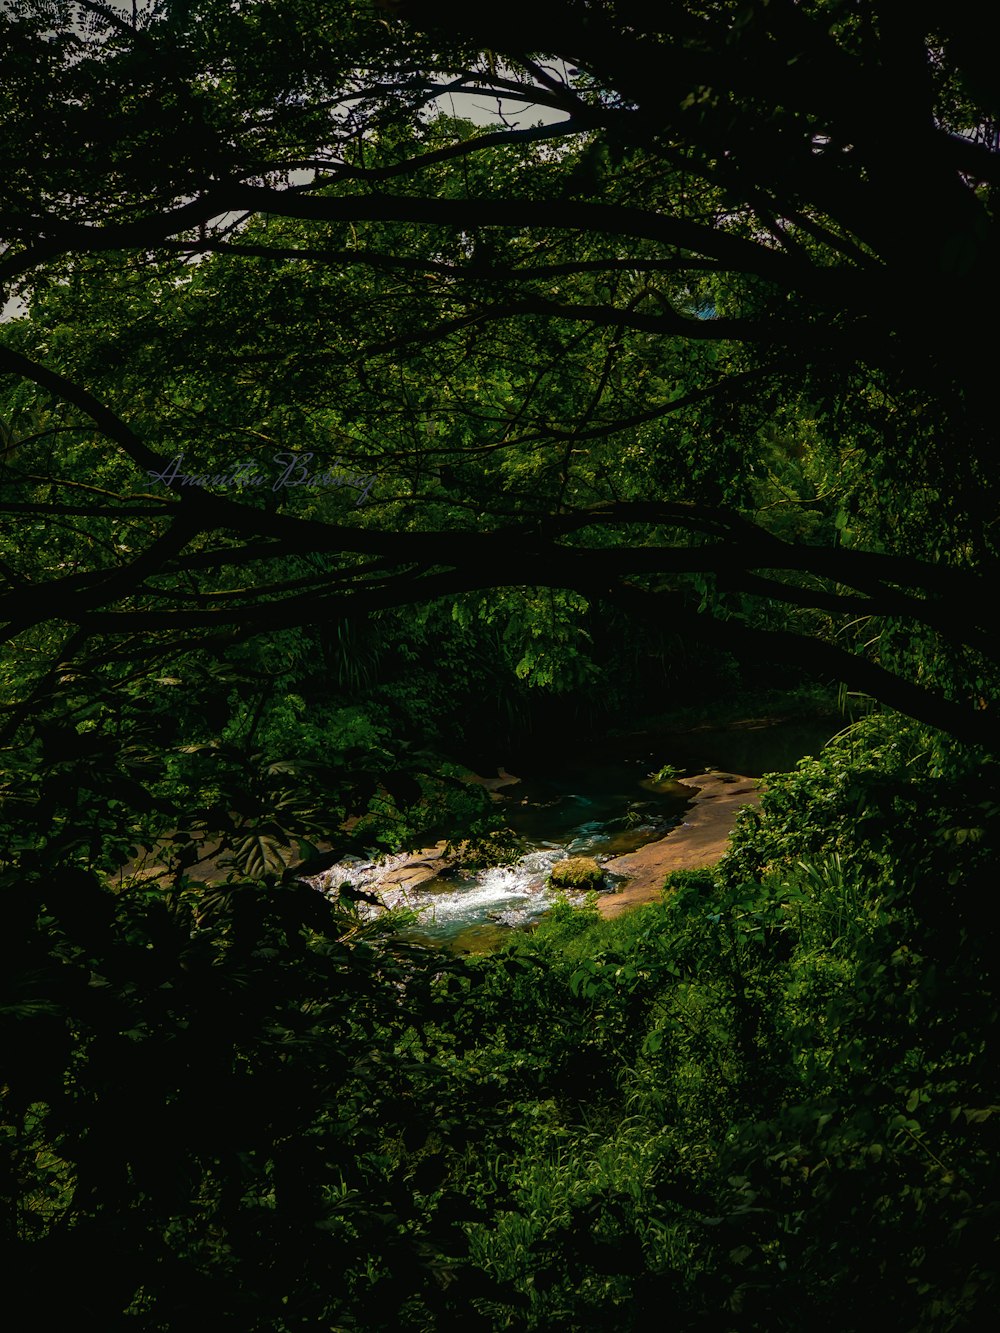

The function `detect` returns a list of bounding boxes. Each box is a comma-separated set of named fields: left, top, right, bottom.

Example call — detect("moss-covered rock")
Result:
left=549, top=856, right=605, bottom=890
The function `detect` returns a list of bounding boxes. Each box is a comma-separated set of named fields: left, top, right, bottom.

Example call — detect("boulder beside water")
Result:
left=549, top=856, right=606, bottom=891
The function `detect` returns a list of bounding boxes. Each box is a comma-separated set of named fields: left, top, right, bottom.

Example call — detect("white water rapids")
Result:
left=315, top=763, right=689, bottom=940
left=319, top=845, right=584, bottom=935
left=312, top=722, right=836, bottom=944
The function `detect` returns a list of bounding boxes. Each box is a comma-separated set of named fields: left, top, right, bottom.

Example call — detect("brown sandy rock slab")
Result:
left=598, top=772, right=759, bottom=919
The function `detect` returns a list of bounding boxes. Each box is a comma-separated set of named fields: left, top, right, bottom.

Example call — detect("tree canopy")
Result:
left=6, top=6, right=1000, bottom=1329
left=2, top=0, right=1000, bottom=754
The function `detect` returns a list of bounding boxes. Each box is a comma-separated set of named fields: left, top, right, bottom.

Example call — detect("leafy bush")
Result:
left=7, top=714, right=1000, bottom=1328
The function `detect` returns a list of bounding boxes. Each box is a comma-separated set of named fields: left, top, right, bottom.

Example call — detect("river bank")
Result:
left=317, top=708, right=841, bottom=942
left=118, top=708, right=824, bottom=941
left=598, top=771, right=759, bottom=917
left=319, top=767, right=761, bottom=941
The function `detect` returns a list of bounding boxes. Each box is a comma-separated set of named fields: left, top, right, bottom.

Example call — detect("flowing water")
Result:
left=318, top=716, right=838, bottom=948
left=322, top=756, right=691, bottom=944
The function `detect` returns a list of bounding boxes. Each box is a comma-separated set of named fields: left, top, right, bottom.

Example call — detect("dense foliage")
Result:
left=3, top=0, right=1000, bottom=745
left=6, top=717, right=1000, bottom=1328
left=4, top=3, right=1000, bottom=1328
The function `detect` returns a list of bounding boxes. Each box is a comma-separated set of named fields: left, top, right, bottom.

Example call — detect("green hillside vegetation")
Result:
left=3, top=3, right=1000, bottom=1327
left=6, top=717, right=999, bottom=1328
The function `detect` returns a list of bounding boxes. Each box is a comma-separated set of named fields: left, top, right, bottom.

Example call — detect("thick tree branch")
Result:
left=0, top=341, right=169, bottom=476
left=48, top=557, right=1000, bottom=754
left=0, top=187, right=872, bottom=311
left=165, top=237, right=724, bottom=282
left=364, top=296, right=828, bottom=353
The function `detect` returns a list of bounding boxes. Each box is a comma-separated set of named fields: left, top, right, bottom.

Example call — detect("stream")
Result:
left=319, top=716, right=837, bottom=950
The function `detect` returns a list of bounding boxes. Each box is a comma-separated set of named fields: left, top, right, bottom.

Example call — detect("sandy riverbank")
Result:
left=596, top=771, right=759, bottom=918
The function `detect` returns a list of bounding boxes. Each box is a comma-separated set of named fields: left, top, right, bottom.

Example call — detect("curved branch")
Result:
left=310, top=118, right=578, bottom=183
left=165, top=237, right=724, bottom=282
left=1, top=186, right=870, bottom=310
left=0, top=340, right=168, bottom=475
left=366, top=297, right=839, bottom=355
left=607, top=587, right=1000, bottom=755
left=52, top=555, right=1000, bottom=755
